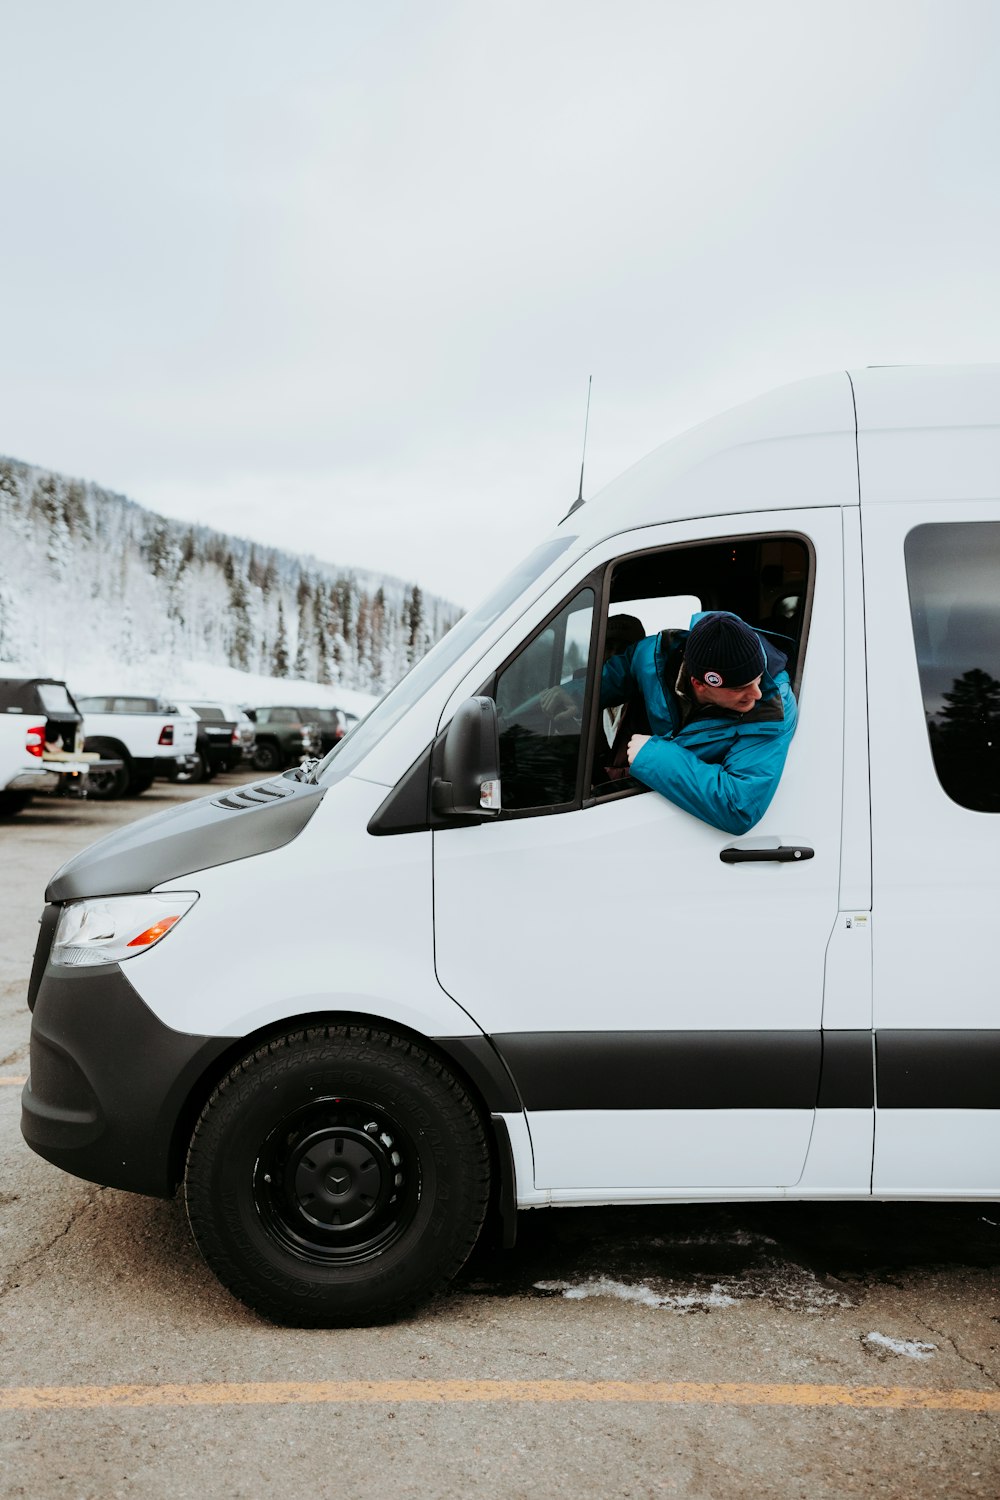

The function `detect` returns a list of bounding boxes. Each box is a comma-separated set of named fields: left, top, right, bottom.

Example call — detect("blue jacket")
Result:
left=600, top=618, right=797, bottom=835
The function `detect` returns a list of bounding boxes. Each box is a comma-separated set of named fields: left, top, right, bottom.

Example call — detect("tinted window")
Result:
left=114, top=696, right=158, bottom=713
left=906, top=522, right=1000, bottom=812
left=495, top=588, right=595, bottom=810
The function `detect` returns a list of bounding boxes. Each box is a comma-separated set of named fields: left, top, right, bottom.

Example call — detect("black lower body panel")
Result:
left=22, top=962, right=232, bottom=1197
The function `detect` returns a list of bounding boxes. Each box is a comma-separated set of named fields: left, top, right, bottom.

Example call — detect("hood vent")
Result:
left=212, top=781, right=294, bottom=813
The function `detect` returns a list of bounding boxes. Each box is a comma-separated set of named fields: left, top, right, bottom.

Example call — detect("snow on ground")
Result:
left=527, top=1227, right=856, bottom=1315
left=861, top=1331, right=937, bottom=1360
left=0, top=652, right=378, bottom=718
left=535, top=1277, right=737, bottom=1311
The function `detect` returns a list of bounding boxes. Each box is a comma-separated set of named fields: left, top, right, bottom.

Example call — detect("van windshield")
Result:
left=313, top=536, right=577, bottom=787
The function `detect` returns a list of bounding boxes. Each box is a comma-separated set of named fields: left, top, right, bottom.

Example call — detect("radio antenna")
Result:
left=567, top=375, right=592, bottom=516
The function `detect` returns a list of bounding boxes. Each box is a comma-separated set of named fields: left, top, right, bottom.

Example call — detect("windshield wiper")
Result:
left=288, top=757, right=322, bottom=784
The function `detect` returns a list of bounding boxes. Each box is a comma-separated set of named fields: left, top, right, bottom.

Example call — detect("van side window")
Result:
left=905, top=522, right=1000, bottom=813
left=494, top=588, right=595, bottom=811
left=591, top=534, right=810, bottom=798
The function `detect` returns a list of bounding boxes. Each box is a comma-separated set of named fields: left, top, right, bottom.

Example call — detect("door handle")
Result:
left=719, top=844, right=815, bottom=864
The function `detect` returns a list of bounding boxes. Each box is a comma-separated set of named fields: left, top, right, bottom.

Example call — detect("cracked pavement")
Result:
left=1, top=782, right=999, bottom=1498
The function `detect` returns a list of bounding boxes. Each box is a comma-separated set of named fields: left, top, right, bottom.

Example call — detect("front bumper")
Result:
left=22, top=942, right=232, bottom=1198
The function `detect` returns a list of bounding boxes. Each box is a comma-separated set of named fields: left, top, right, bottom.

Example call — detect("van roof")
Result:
left=571, top=365, right=1000, bottom=536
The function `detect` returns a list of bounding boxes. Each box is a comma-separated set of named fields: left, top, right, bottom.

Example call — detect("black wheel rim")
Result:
left=253, top=1096, right=421, bottom=1265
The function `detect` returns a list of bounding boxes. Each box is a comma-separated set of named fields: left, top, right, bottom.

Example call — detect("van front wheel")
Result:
left=184, top=1026, right=491, bottom=1327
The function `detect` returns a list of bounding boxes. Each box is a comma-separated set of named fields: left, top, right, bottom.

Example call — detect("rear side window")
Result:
left=38, top=684, right=77, bottom=715
left=905, top=522, right=1000, bottom=812
left=113, top=696, right=158, bottom=713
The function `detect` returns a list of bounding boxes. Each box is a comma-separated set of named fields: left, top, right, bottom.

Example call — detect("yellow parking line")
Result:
left=1, top=1381, right=998, bottom=1412
left=0, top=1077, right=26, bottom=1087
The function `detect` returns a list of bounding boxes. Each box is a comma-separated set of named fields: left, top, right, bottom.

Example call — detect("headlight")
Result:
left=52, top=892, right=198, bottom=967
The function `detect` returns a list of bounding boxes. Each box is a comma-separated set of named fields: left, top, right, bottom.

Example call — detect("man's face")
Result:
left=692, top=674, right=763, bottom=713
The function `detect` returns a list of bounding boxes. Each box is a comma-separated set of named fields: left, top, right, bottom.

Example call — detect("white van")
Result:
left=21, top=365, right=1000, bottom=1327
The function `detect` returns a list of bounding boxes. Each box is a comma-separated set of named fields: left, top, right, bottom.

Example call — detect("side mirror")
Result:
left=432, top=696, right=501, bottom=817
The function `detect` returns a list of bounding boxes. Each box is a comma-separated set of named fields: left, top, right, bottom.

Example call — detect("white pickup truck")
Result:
left=76, top=694, right=199, bottom=799
left=0, top=677, right=120, bottom=816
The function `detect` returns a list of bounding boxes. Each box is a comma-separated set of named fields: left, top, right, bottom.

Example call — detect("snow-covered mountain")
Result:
left=0, top=455, right=460, bottom=703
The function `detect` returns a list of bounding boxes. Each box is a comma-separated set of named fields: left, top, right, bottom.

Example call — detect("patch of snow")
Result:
left=534, top=1277, right=737, bottom=1311
left=862, top=1331, right=937, bottom=1360
left=528, top=1251, right=854, bottom=1315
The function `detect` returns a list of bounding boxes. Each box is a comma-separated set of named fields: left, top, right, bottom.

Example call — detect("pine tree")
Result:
left=407, top=584, right=424, bottom=665
left=293, top=632, right=308, bottom=678
left=938, top=668, right=1000, bottom=747
left=64, top=481, right=92, bottom=542
left=228, top=571, right=254, bottom=670
left=272, top=599, right=290, bottom=677
left=294, top=574, right=313, bottom=678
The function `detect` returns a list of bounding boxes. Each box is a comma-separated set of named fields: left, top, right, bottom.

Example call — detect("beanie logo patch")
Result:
left=704, top=670, right=724, bottom=687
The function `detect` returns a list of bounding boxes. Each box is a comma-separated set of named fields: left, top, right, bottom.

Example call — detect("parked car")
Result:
left=25, top=365, right=1000, bottom=1332
left=0, top=678, right=121, bottom=815
left=177, top=702, right=253, bottom=778
left=296, top=706, right=348, bottom=755
left=75, top=695, right=199, bottom=798
left=246, top=706, right=321, bottom=771
left=231, top=709, right=257, bottom=764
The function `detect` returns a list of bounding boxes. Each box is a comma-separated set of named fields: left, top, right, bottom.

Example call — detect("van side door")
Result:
left=433, top=509, right=858, bottom=1195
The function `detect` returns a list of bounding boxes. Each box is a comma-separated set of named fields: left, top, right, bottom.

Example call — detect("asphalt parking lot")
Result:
left=1, top=776, right=998, bottom=1498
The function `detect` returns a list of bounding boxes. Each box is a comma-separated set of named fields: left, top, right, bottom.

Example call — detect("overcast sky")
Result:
left=2, top=1, right=998, bottom=607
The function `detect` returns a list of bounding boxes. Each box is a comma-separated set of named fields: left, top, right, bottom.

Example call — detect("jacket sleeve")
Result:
left=599, top=642, right=640, bottom=709
left=629, top=691, right=798, bottom=835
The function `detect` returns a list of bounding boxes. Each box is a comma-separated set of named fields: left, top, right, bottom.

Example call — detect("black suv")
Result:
left=248, top=707, right=321, bottom=771
left=296, top=706, right=349, bottom=754
left=177, top=702, right=242, bottom=781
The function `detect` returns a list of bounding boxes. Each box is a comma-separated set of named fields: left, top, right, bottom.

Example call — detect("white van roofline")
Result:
left=570, top=365, right=1000, bottom=539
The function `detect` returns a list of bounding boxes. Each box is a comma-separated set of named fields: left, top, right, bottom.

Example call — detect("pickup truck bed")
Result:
left=0, top=680, right=122, bottom=815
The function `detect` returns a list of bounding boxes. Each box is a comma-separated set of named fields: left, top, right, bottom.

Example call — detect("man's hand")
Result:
left=539, top=687, right=580, bottom=733
left=540, top=687, right=575, bottom=717
left=626, top=733, right=651, bottom=765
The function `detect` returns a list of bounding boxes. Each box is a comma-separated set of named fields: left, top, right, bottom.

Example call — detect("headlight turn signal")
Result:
left=52, top=893, right=198, bottom=967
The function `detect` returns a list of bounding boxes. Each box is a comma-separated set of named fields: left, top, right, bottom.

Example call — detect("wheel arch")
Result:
left=83, top=734, right=132, bottom=765
left=168, top=1008, right=523, bottom=1246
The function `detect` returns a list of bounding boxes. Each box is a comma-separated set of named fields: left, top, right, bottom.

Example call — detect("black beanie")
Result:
left=684, top=612, right=766, bottom=688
